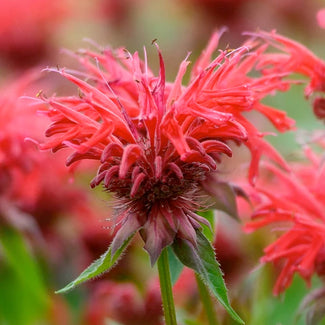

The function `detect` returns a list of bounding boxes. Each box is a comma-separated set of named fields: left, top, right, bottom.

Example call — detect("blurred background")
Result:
left=0, top=0, right=324, bottom=324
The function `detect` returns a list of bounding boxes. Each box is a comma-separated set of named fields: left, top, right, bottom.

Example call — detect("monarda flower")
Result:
left=244, top=147, right=325, bottom=295
left=37, top=31, right=295, bottom=266
left=34, top=30, right=304, bottom=324
left=253, top=30, right=325, bottom=121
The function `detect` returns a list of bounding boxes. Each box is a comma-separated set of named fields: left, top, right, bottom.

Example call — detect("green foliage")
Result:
left=172, top=230, right=244, bottom=324
left=246, top=265, right=325, bottom=325
left=0, top=227, right=49, bottom=325
left=167, top=246, right=184, bottom=285
left=198, top=210, right=215, bottom=242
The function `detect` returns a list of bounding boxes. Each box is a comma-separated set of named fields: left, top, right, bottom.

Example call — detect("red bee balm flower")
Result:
left=38, top=32, right=294, bottom=264
left=255, top=30, right=325, bottom=99
left=245, top=148, right=325, bottom=295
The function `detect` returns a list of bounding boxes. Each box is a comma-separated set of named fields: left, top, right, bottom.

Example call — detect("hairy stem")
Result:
left=157, top=248, right=177, bottom=325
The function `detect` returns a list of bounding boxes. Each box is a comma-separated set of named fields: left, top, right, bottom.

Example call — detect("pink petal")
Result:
left=317, top=9, right=325, bottom=29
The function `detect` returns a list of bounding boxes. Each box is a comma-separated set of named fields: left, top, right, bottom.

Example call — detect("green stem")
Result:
left=157, top=248, right=177, bottom=325
left=195, top=273, right=219, bottom=325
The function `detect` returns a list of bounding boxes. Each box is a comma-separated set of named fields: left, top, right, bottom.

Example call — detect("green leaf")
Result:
left=56, top=234, right=134, bottom=294
left=167, top=246, right=184, bottom=285
left=0, top=227, right=49, bottom=325
left=172, top=230, right=244, bottom=324
left=0, top=227, right=48, bottom=303
left=197, top=210, right=215, bottom=242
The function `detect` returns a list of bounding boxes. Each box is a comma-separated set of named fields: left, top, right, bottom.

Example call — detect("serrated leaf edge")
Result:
left=55, top=234, right=134, bottom=294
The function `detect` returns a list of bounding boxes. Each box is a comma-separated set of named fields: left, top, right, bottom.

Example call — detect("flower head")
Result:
left=38, top=31, right=296, bottom=264
left=244, top=147, right=325, bottom=295
left=254, top=30, right=325, bottom=99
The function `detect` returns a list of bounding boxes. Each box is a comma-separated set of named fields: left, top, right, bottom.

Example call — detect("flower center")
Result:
left=105, top=161, right=210, bottom=207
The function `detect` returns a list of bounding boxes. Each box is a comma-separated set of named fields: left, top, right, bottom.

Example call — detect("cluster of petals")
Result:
left=253, top=30, right=325, bottom=120
left=0, top=73, right=44, bottom=201
left=38, top=30, right=296, bottom=264
left=244, top=147, right=325, bottom=295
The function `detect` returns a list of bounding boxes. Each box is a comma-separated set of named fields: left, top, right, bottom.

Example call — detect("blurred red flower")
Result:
left=0, top=0, right=68, bottom=68
left=245, top=147, right=325, bottom=295
left=313, top=97, right=325, bottom=121
left=84, top=279, right=163, bottom=325
left=317, top=9, right=325, bottom=29
left=255, top=30, right=325, bottom=115
left=173, top=268, right=198, bottom=309
left=0, top=73, right=112, bottom=263
left=97, top=0, right=141, bottom=27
